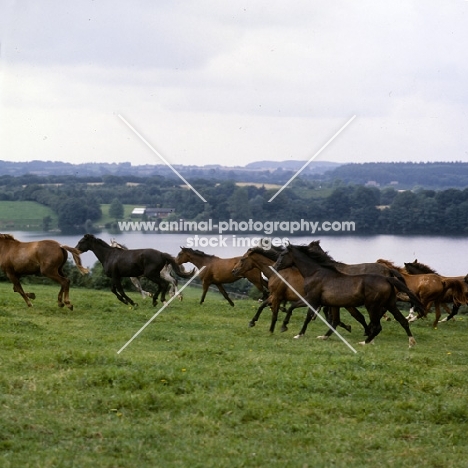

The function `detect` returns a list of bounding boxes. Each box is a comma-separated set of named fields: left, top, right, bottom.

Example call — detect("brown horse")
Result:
left=231, top=247, right=366, bottom=336
left=0, top=233, right=89, bottom=309
left=175, top=247, right=268, bottom=306
left=377, top=259, right=466, bottom=328
left=307, top=240, right=409, bottom=322
left=274, top=244, right=424, bottom=347
left=404, top=259, right=468, bottom=324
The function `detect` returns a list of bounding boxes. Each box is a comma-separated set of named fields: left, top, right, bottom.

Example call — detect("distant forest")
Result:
left=0, top=165, right=468, bottom=235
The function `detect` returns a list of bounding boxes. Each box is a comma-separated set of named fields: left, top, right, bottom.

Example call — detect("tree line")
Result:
left=1, top=174, right=468, bottom=235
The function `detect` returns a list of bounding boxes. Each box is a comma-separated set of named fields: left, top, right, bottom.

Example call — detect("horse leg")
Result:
left=386, top=304, right=416, bottom=348
left=200, top=281, right=210, bottom=304
left=317, top=307, right=343, bottom=340
left=441, top=303, right=460, bottom=322
left=7, top=272, right=34, bottom=307
left=295, top=301, right=320, bottom=339
left=216, top=284, right=235, bottom=307
left=249, top=297, right=271, bottom=327
left=345, top=306, right=370, bottom=336
left=359, top=309, right=383, bottom=345
left=111, top=279, right=137, bottom=306
left=280, top=300, right=306, bottom=332
left=269, top=297, right=283, bottom=333
left=433, top=302, right=441, bottom=328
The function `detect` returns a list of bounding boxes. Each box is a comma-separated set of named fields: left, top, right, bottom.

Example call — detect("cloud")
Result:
left=1, top=1, right=468, bottom=166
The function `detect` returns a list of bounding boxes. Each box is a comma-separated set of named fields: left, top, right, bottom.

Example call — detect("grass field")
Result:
left=0, top=201, right=57, bottom=230
left=1, top=282, right=468, bottom=467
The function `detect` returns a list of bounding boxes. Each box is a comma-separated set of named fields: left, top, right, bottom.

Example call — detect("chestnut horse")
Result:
left=274, top=244, right=424, bottom=347
left=377, top=259, right=466, bottom=328
left=175, top=247, right=268, bottom=306
left=404, top=259, right=468, bottom=324
left=0, top=233, right=89, bottom=309
left=76, top=234, right=193, bottom=307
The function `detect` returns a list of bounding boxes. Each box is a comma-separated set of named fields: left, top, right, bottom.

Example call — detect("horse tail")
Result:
left=443, top=278, right=468, bottom=306
left=389, top=268, right=407, bottom=284
left=163, top=253, right=195, bottom=278
left=61, top=245, right=90, bottom=275
left=386, top=276, right=425, bottom=314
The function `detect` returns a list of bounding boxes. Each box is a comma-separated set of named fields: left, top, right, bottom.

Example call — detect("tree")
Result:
left=109, top=198, right=124, bottom=220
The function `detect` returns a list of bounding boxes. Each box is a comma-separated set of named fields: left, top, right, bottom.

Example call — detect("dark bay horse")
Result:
left=110, top=238, right=183, bottom=301
left=0, top=233, right=89, bottom=309
left=175, top=247, right=268, bottom=306
left=273, top=244, right=424, bottom=347
left=231, top=246, right=363, bottom=336
left=76, top=234, right=193, bottom=307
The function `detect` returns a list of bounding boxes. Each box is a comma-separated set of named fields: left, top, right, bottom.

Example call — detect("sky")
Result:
left=1, top=1, right=468, bottom=168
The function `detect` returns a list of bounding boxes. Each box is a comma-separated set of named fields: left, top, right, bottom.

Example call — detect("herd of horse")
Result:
left=1, top=232, right=467, bottom=348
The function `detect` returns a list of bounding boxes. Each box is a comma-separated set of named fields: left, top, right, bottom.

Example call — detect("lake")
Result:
left=8, top=231, right=468, bottom=277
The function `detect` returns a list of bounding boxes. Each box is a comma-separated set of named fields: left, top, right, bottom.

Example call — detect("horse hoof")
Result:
left=293, top=334, right=303, bottom=339
left=58, top=303, right=64, bottom=308
left=316, top=335, right=329, bottom=340
left=409, top=337, right=416, bottom=348
left=281, top=326, right=288, bottom=333
left=248, top=322, right=256, bottom=328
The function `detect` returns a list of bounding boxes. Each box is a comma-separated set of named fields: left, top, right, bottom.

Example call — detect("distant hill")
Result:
left=244, top=160, right=341, bottom=174
left=323, top=162, right=468, bottom=189
left=1, top=159, right=467, bottom=189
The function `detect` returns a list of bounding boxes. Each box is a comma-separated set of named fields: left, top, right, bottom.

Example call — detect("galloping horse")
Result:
left=76, top=234, right=193, bottom=307
left=231, top=246, right=362, bottom=336
left=175, top=247, right=268, bottom=306
left=110, top=239, right=183, bottom=301
left=274, top=244, right=424, bottom=347
left=404, top=259, right=468, bottom=324
left=377, top=259, right=466, bottom=328
left=0, top=233, right=89, bottom=309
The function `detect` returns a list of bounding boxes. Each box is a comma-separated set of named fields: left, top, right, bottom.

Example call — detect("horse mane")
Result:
left=405, top=259, right=438, bottom=274
left=248, top=246, right=280, bottom=261
left=181, top=247, right=215, bottom=258
left=292, top=244, right=340, bottom=272
left=377, top=258, right=408, bottom=273
left=0, top=233, right=18, bottom=242
left=85, top=234, right=110, bottom=248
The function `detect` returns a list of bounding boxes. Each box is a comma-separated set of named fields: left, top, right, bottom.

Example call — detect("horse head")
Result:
left=272, top=244, right=295, bottom=271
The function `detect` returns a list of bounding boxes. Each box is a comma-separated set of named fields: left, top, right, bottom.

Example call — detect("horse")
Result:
left=175, top=247, right=268, bottom=307
left=110, top=239, right=183, bottom=301
left=231, top=246, right=364, bottom=336
left=307, top=240, right=409, bottom=323
left=377, top=259, right=466, bottom=328
left=404, top=259, right=468, bottom=323
left=273, top=244, right=424, bottom=347
left=0, top=233, right=89, bottom=309
left=75, top=234, right=193, bottom=307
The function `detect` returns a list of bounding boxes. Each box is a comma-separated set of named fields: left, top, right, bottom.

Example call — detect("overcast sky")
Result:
left=1, top=1, right=467, bottom=168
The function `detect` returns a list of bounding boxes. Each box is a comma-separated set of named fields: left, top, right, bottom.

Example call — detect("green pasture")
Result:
left=0, top=201, right=57, bottom=231
left=1, top=282, right=468, bottom=467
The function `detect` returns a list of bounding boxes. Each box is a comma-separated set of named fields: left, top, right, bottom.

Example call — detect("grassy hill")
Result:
left=0, top=201, right=57, bottom=231
left=1, top=282, right=468, bottom=467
